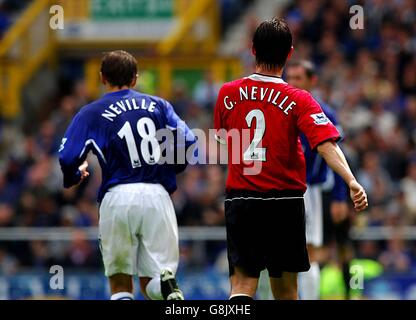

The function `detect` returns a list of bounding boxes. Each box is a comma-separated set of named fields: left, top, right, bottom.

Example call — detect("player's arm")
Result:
left=317, top=141, right=367, bottom=212
left=295, top=92, right=367, bottom=212
left=59, top=112, right=91, bottom=188
left=324, top=109, right=349, bottom=220
left=163, top=100, right=197, bottom=174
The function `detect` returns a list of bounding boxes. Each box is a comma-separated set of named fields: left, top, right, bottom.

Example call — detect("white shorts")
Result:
left=99, top=183, right=179, bottom=278
left=304, top=184, right=323, bottom=247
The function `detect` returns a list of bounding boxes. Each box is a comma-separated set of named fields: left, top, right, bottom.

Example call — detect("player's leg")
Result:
left=109, top=274, right=134, bottom=299
left=99, top=189, right=138, bottom=300
left=266, top=192, right=310, bottom=300
left=139, top=270, right=183, bottom=300
left=136, top=183, right=183, bottom=300
left=229, top=267, right=258, bottom=299
left=298, top=185, right=323, bottom=300
left=270, top=272, right=298, bottom=300
left=334, top=218, right=353, bottom=299
left=225, top=192, right=265, bottom=300
left=325, top=189, right=353, bottom=299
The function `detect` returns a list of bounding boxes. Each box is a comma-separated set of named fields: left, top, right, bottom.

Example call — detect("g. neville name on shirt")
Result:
left=223, top=85, right=296, bottom=115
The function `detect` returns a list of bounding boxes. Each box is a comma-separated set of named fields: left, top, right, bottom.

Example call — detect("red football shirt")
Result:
left=214, top=73, right=340, bottom=193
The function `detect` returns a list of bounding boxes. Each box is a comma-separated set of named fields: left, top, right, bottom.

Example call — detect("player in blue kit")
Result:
left=286, top=60, right=348, bottom=299
left=59, top=50, right=196, bottom=300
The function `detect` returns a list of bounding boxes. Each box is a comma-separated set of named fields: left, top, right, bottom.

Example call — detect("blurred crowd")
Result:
left=1, top=0, right=416, bottom=277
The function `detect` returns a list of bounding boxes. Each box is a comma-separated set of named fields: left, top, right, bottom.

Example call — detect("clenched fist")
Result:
left=348, top=180, right=368, bottom=212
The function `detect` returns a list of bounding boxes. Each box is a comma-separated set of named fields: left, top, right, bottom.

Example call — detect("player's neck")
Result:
left=105, top=85, right=131, bottom=94
left=254, top=66, right=283, bottom=78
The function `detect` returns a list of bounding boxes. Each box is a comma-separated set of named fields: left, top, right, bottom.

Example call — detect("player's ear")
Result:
left=251, top=44, right=256, bottom=56
left=287, top=46, right=294, bottom=61
left=100, top=72, right=106, bottom=85
left=130, top=74, right=138, bottom=88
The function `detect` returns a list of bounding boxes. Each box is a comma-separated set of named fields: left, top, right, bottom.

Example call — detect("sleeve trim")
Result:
left=312, top=135, right=341, bottom=151
left=79, top=139, right=107, bottom=164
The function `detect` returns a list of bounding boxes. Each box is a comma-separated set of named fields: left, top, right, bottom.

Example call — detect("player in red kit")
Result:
left=214, top=18, right=368, bottom=300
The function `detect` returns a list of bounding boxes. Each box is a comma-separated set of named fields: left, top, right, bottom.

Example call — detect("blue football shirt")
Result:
left=59, top=89, right=196, bottom=202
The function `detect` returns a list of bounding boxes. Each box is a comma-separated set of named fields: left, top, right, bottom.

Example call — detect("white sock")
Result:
left=110, top=292, right=134, bottom=300
left=299, top=262, right=320, bottom=300
left=146, top=277, right=163, bottom=300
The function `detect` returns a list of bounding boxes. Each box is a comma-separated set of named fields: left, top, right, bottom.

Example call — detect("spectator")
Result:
left=193, top=71, right=221, bottom=111
left=63, top=231, right=100, bottom=268
left=401, top=161, right=416, bottom=222
left=0, top=246, right=18, bottom=275
left=379, top=237, right=411, bottom=273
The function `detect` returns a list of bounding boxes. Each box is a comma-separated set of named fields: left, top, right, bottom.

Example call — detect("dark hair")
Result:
left=252, top=18, right=292, bottom=70
left=100, top=50, right=137, bottom=88
left=287, top=59, right=317, bottom=79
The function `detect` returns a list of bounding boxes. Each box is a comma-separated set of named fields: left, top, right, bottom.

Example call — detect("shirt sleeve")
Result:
left=213, top=86, right=227, bottom=145
left=163, top=99, right=197, bottom=173
left=295, top=92, right=340, bottom=151
left=58, top=111, right=92, bottom=188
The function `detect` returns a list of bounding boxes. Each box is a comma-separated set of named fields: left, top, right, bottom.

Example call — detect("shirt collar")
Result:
left=103, top=89, right=132, bottom=97
left=246, top=73, right=287, bottom=84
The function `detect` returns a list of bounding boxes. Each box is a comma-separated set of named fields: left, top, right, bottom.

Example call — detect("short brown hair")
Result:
left=100, top=50, right=137, bottom=88
left=253, top=18, right=292, bottom=70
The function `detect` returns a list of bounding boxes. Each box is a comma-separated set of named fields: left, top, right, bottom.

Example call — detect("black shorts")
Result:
left=225, top=189, right=310, bottom=278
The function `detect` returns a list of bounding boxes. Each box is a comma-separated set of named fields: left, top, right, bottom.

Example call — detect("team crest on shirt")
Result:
left=310, top=113, right=330, bottom=125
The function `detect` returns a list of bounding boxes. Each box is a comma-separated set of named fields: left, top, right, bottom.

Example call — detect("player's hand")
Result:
left=330, top=201, right=349, bottom=224
left=77, top=161, right=89, bottom=185
left=348, top=180, right=368, bottom=212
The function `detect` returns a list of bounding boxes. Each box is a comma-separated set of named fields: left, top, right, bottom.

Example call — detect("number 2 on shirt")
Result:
left=243, top=109, right=266, bottom=162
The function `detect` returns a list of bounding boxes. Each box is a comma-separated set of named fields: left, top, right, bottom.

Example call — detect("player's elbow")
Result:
left=316, top=140, right=337, bottom=158
left=59, top=154, right=80, bottom=173
left=58, top=154, right=73, bottom=169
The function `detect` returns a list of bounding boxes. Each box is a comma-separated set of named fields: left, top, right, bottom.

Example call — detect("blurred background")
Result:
left=0, top=0, right=415, bottom=300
